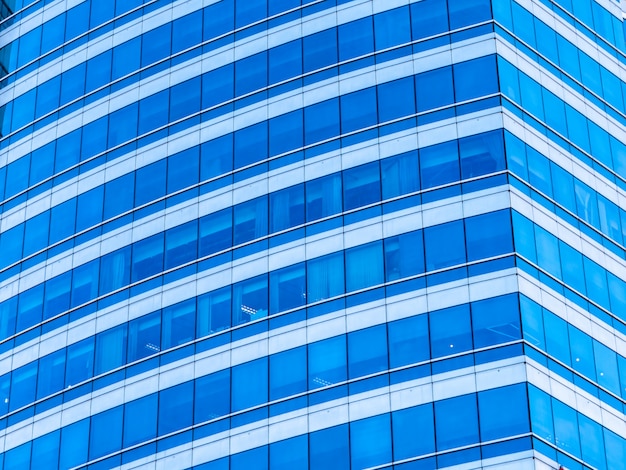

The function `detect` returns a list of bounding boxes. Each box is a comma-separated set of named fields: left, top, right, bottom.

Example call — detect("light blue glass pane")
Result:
left=195, top=369, right=231, bottom=423
left=345, top=241, right=383, bottom=292
left=512, top=211, right=536, bottom=263
left=232, top=358, right=268, bottom=411
left=453, top=55, right=498, bottom=102
left=89, top=406, right=123, bottom=459
left=350, top=414, right=392, bottom=469
left=232, top=274, right=268, bottom=326
left=197, top=287, right=231, bottom=337
left=164, top=220, right=198, bottom=269
left=574, top=179, right=599, bottom=227
left=553, top=398, right=581, bottom=458
left=434, top=394, right=479, bottom=450
left=233, top=196, right=268, bottom=245
left=471, top=293, right=520, bottom=348
left=459, top=130, right=505, bottom=179
left=551, top=164, right=576, bottom=213
left=424, top=220, right=466, bottom=271
left=528, top=385, right=554, bottom=443
left=306, top=252, right=345, bottom=302
left=270, top=346, right=307, bottom=400
left=31, top=430, right=60, bottom=470
left=419, top=140, right=459, bottom=189
left=60, top=419, right=89, bottom=469
left=9, top=361, right=37, bottom=411
left=124, top=394, right=158, bottom=447
left=348, top=324, right=388, bottom=378
left=388, top=314, right=429, bottom=368
left=269, top=40, right=302, bottom=84
left=381, top=151, right=419, bottom=199
left=65, top=336, right=94, bottom=387
left=579, top=411, right=607, bottom=470
left=305, top=173, right=342, bottom=221
left=95, top=323, right=127, bottom=375
left=392, top=403, right=435, bottom=460
left=270, top=435, right=308, bottom=470
left=269, top=262, right=306, bottom=314
left=410, top=0, right=449, bottom=40
left=269, top=184, right=304, bottom=233
left=308, top=335, right=347, bottom=389
left=201, top=135, right=233, bottom=181
left=569, top=326, right=596, bottom=380
left=338, top=16, right=373, bottom=61
left=232, top=446, right=268, bottom=470
left=167, top=146, right=200, bottom=194
left=303, top=29, right=338, bottom=73
left=374, top=6, right=411, bottom=50
left=4, top=442, right=31, bottom=470
left=430, top=304, right=472, bottom=358
left=544, top=311, right=570, bottom=364
left=384, top=229, right=424, bottom=282
left=415, top=66, right=454, bottom=112
left=465, top=209, right=513, bottom=261
left=37, top=348, right=65, bottom=399
left=159, top=382, right=194, bottom=435
left=304, top=98, right=339, bottom=144
left=593, top=341, right=620, bottom=395
left=478, top=384, right=529, bottom=441
left=583, top=257, right=610, bottom=310
left=309, top=424, right=349, bottom=470
left=127, top=311, right=161, bottom=362
left=162, top=298, right=195, bottom=350
left=605, top=429, right=626, bottom=470
left=199, top=207, right=232, bottom=256
left=520, top=295, right=544, bottom=349
left=131, top=233, right=164, bottom=282
left=99, top=247, right=131, bottom=294
left=534, top=226, right=561, bottom=278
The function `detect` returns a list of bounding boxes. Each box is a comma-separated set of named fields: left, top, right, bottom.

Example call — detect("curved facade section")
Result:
left=1, top=1, right=626, bottom=469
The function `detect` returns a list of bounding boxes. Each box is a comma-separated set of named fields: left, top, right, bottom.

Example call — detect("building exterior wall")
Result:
left=0, top=0, right=625, bottom=468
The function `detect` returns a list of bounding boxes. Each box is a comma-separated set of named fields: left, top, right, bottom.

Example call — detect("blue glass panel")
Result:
left=270, top=346, right=307, bottom=400
left=60, top=419, right=89, bottom=469
left=424, top=220, right=466, bottom=271
left=434, top=394, right=479, bottom=450
left=233, top=196, right=268, bottom=244
left=270, top=184, right=304, bottom=232
left=381, top=150, right=419, bottom=199
left=343, top=161, right=380, bottom=210
left=454, top=55, right=498, bottom=101
left=307, top=252, right=345, bottom=302
left=159, top=382, right=194, bottom=436
left=199, top=207, right=232, bottom=256
left=232, top=358, right=268, bottom=411
left=306, top=173, right=342, bottom=221
left=124, top=394, right=158, bottom=446
left=411, top=0, right=449, bottom=39
left=374, top=6, right=411, bottom=50
left=95, top=323, right=128, bottom=375
left=232, top=446, right=268, bottom=470
left=465, top=210, right=513, bottom=261
left=308, top=335, right=347, bottom=389
left=270, top=435, right=308, bottom=470
left=195, top=369, right=231, bottom=423
left=430, top=304, right=472, bottom=358
left=479, top=384, right=529, bottom=441
left=350, top=414, right=392, bottom=469
left=348, top=324, right=388, bottom=378
left=165, top=220, right=198, bottom=269
left=127, top=311, right=161, bottom=362
left=131, top=233, right=164, bottom=282
left=471, top=294, right=520, bottom=348
left=303, top=28, right=338, bottom=73
left=65, top=336, right=94, bottom=387
left=31, top=430, right=59, bottom=470
left=162, top=298, right=195, bottom=349
left=99, top=247, right=131, bottom=294
left=420, top=140, right=459, bottom=189
left=345, top=241, right=383, bottom=292
left=304, top=98, right=339, bottom=144
left=232, top=274, right=268, bottom=326
left=89, top=406, right=123, bottom=459
left=415, top=66, right=453, bottom=111
left=392, top=403, right=435, bottom=459
left=197, top=287, right=231, bottom=337
left=269, top=262, right=306, bottom=314
left=9, top=361, right=37, bottom=411
left=309, top=424, right=349, bottom=470
left=553, top=398, right=581, bottom=458
left=37, top=348, right=65, bottom=399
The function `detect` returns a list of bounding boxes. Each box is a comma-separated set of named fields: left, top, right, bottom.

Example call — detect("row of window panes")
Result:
left=529, top=384, right=626, bottom=470
left=505, top=131, right=626, bottom=252
left=0, top=126, right=504, bottom=276
left=0, top=0, right=493, bottom=137
left=0, top=290, right=520, bottom=428
left=512, top=211, right=626, bottom=326
left=0, top=370, right=529, bottom=470
left=0, top=208, right=513, bottom=355
left=521, top=294, right=626, bottom=401
left=498, top=56, right=626, bottom=182
left=494, top=0, right=626, bottom=115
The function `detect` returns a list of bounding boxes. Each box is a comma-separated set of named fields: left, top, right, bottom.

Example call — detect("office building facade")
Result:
left=0, top=0, right=626, bottom=468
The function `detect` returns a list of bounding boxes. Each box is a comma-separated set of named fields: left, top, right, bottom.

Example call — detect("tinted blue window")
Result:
left=430, top=304, right=472, bottom=357
left=139, top=90, right=169, bottom=135
left=199, top=208, right=232, bottom=256
left=343, top=162, right=380, bottom=210
left=55, top=128, right=81, bottom=173
left=159, top=381, right=194, bottom=436
left=378, top=77, right=415, bottom=122
left=99, top=247, right=131, bottom=294
left=303, top=29, right=338, bottom=72
left=234, top=122, right=268, bottom=168
left=232, top=275, right=268, bottom=326
left=460, top=130, right=505, bottom=178
left=553, top=398, right=581, bottom=458
left=569, top=325, right=596, bottom=380
left=201, top=135, right=233, bottom=180
left=232, top=446, right=268, bottom=470
left=197, top=287, right=231, bottom=336
left=454, top=56, right=498, bottom=102
left=65, top=337, right=94, bottom=387
left=471, top=294, right=520, bottom=348
left=350, top=414, right=392, bottom=469
left=269, top=262, right=306, bottom=314
left=124, top=394, right=158, bottom=447
left=448, top=0, right=492, bottom=29
left=168, top=147, right=200, bottom=194
left=339, top=16, right=374, bottom=63
left=232, top=358, right=268, bottom=411
left=270, top=184, right=304, bottom=232
left=31, top=430, right=59, bottom=470
left=71, top=259, right=99, bottom=307
left=173, top=10, right=202, bottom=54
left=415, top=66, right=454, bottom=111
left=534, top=226, right=561, bottom=278
left=348, top=324, right=388, bottom=378
left=235, top=0, right=266, bottom=26
left=141, top=23, right=171, bottom=67
left=384, top=229, right=424, bottom=282
left=235, top=52, right=268, bottom=96
left=435, top=394, right=479, bottom=450
left=164, top=220, right=198, bottom=269
left=76, top=185, right=103, bottom=232
left=375, top=6, right=411, bottom=50
left=381, top=151, right=419, bottom=199
left=127, top=311, right=161, bottom=362
left=108, top=102, right=138, bottom=148
left=270, top=435, right=308, bottom=470
left=195, top=369, right=231, bottom=423
left=60, top=63, right=85, bottom=105
left=202, top=64, right=234, bottom=109
left=304, top=98, right=340, bottom=144
left=308, top=335, right=347, bottom=389
left=60, top=419, right=89, bottom=469
left=307, top=252, right=345, bottom=302
left=104, top=173, right=134, bottom=220
left=392, top=403, right=435, bottom=459
left=269, top=109, right=303, bottom=156
left=270, top=346, right=307, bottom=400
left=306, top=173, right=342, bottom=221
left=162, top=298, right=195, bottom=349
left=131, top=233, right=164, bottom=282
left=420, top=140, right=459, bottom=189
left=341, top=87, right=378, bottom=133
left=269, top=40, right=302, bottom=84
left=90, top=406, right=123, bottom=459
left=479, top=384, right=529, bottom=441
left=345, top=241, right=384, bottom=292
left=411, top=0, right=449, bottom=39
left=95, top=323, right=127, bottom=375
left=544, top=312, right=570, bottom=364
left=86, top=50, right=112, bottom=92
left=309, top=424, right=349, bottom=470
left=16, top=284, right=43, bottom=332
left=5, top=442, right=32, bottom=470
left=424, top=220, right=466, bottom=271
left=43, top=271, right=71, bottom=320
left=37, top=348, right=65, bottom=399
left=9, top=361, right=37, bottom=411
left=465, top=210, right=513, bottom=261
left=388, top=314, right=429, bottom=368
left=112, top=37, right=141, bottom=80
